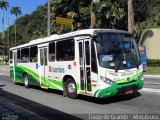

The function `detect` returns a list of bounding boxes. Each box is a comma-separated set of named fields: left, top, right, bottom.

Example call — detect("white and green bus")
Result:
left=10, top=29, right=144, bottom=99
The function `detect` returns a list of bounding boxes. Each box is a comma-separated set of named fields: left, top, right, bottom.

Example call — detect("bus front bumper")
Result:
left=95, top=79, right=144, bottom=98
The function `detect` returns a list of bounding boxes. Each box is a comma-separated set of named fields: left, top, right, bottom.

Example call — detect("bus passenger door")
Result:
left=13, top=51, right=17, bottom=81
left=78, top=40, right=92, bottom=94
left=39, top=47, right=48, bottom=87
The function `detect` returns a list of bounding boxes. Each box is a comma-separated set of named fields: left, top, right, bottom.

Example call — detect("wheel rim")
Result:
left=68, top=83, right=76, bottom=94
left=24, top=76, right=28, bottom=86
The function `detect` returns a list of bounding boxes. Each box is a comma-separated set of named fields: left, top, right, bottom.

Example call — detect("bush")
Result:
left=147, top=59, right=160, bottom=67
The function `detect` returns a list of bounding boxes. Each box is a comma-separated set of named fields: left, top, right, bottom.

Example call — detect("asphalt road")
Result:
left=0, top=65, right=160, bottom=120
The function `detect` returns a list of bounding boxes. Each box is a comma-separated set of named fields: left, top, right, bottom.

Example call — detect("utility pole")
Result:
left=7, top=17, right=9, bottom=52
left=15, top=23, right=16, bottom=46
left=128, top=0, right=134, bottom=33
left=90, top=0, right=93, bottom=29
left=47, top=0, right=51, bottom=36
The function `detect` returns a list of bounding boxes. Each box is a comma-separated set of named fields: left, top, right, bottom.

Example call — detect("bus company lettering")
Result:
left=53, top=67, right=65, bottom=73
left=49, top=66, right=65, bottom=73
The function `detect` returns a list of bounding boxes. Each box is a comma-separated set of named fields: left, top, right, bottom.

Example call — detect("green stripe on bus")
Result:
left=115, top=72, right=142, bottom=84
left=13, top=66, right=66, bottom=90
left=93, top=89, right=100, bottom=97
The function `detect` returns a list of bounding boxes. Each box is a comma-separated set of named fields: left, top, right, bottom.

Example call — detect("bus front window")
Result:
left=96, top=33, right=141, bottom=71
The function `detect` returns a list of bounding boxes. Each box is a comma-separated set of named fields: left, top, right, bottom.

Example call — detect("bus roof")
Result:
left=10, top=29, right=131, bottom=50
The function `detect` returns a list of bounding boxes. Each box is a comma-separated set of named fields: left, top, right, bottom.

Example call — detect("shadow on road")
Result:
left=45, top=89, right=142, bottom=105
left=13, top=83, right=142, bottom=105
left=0, top=89, right=82, bottom=120
left=14, top=83, right=63, bottom=96
left=78, top=91, right=142, bottom=104
left=0, top=85, right=6, bottom=90
left=0, top=85, right=6, bottom=88
left=30, top=86, right=142, bottom=105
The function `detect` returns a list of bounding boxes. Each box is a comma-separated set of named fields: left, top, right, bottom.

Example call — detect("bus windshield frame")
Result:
left=95, top=32, right=141, bottom=71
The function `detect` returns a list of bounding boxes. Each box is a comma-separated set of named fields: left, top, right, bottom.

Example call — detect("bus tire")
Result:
left=24, top=74, right=29, bottom=88
left=66, top=78, right=77, bottom=99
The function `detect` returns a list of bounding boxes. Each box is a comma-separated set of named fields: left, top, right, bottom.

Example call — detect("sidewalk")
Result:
left=144, top=74, right=160, bottom=78
left=0, top=96, right=45, bottom=120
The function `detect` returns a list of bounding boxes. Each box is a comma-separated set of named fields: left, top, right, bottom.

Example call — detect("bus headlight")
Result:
left=138, top=74, right=143, bottom=80
left=135, top=74, right=143, bottom=80
left=100, top=76, right=115, bottom=85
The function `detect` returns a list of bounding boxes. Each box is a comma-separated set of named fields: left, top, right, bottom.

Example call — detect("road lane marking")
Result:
left=0, top=73, right=8, bottom=76
left=0, top=68, right=9, bottom=71
left=144, top=82, right=160, bottom=85
left=141, top=88, right=160, bottom=93
left=0, top=73, right=5, bottom=75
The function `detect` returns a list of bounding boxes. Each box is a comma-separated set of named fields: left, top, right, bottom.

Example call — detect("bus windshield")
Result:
left=96, top=33, right=141, bottom=71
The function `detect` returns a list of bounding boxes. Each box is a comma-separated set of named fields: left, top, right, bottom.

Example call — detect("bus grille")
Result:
left=117, top=85, right=138, bottom=95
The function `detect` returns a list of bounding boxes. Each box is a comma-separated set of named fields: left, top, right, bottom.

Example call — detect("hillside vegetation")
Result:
left=0, top=0, right=160, bottom=55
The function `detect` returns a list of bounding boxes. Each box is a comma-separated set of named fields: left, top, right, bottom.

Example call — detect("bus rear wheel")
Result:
left=66, top=78, right=77, bottom=99
left=24, top=74, right=29, bottom=88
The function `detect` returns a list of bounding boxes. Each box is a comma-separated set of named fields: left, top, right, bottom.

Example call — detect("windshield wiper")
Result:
left=114, top=53, right=123, bottom=73
left=115, top=61, right=122, bottom=73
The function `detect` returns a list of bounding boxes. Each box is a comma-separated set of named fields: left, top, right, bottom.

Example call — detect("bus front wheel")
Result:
left=24, top=74, right=29, bottom=88
left=66, top=78, right=77, bottom=99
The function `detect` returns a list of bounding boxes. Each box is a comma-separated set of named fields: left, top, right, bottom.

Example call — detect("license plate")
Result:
left=125, top=90, right=133, bottom=94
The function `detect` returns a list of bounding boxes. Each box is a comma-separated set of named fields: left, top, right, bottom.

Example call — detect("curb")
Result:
left=144, top=75, right=160, bottom=78
left=141, top=88, right=160, bottom=93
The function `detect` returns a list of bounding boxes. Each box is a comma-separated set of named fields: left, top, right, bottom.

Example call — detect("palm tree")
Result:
left=0, top=0, right=9, bottom=38
left=10, top=6, right=22, bottom=45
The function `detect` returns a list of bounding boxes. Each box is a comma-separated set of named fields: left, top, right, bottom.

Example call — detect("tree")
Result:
left=0, top=32, right=7, bottom=59
left=31, top=30, right=43, bottom=40
left=0, top=0, right=9, bottom=38
left=3, top=0, right=159, bottom=48
left=133, top=0, right=160, bottom=31
left=10, top=6, right=22, bottom=46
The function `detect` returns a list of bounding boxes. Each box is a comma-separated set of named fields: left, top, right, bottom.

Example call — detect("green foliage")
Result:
left=0, top=1, right=9, bottom=38
left=145, top=67, right=160, bottom=75
left=50, top=0, right=128, bottom=31
left=0, top=60, right=5, bottom=65
left=133, top=0, right=160, bottom=31
left=0, top=35, right=8, bottom=55
left=147, top=59, right=160, bottom=67
left=31, top=31, right=43, bottom=40
left=95, top=0, right=127, bottom=30
left=0, top=0, right=159, bottom=53
left=10, top=6, right=22, bottom=17
left=8, top=5, right=47, bottom=47
left=0, top=0, right=9, bottom=10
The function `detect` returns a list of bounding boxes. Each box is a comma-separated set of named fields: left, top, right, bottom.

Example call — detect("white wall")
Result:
left=141, top=28, right=160, bottom=59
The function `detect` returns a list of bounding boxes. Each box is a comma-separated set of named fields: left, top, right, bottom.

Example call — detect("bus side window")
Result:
left=9, top=51, right=13, bottom=64
left=30, top=46, right=38, bottom=63
left=56, top=39, right=75, bottom=61
left=49, top=42, right=55, bottom=62
left=17, top=49, right=21, bottom=63
left=21, top=48, right=29, bottom=63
